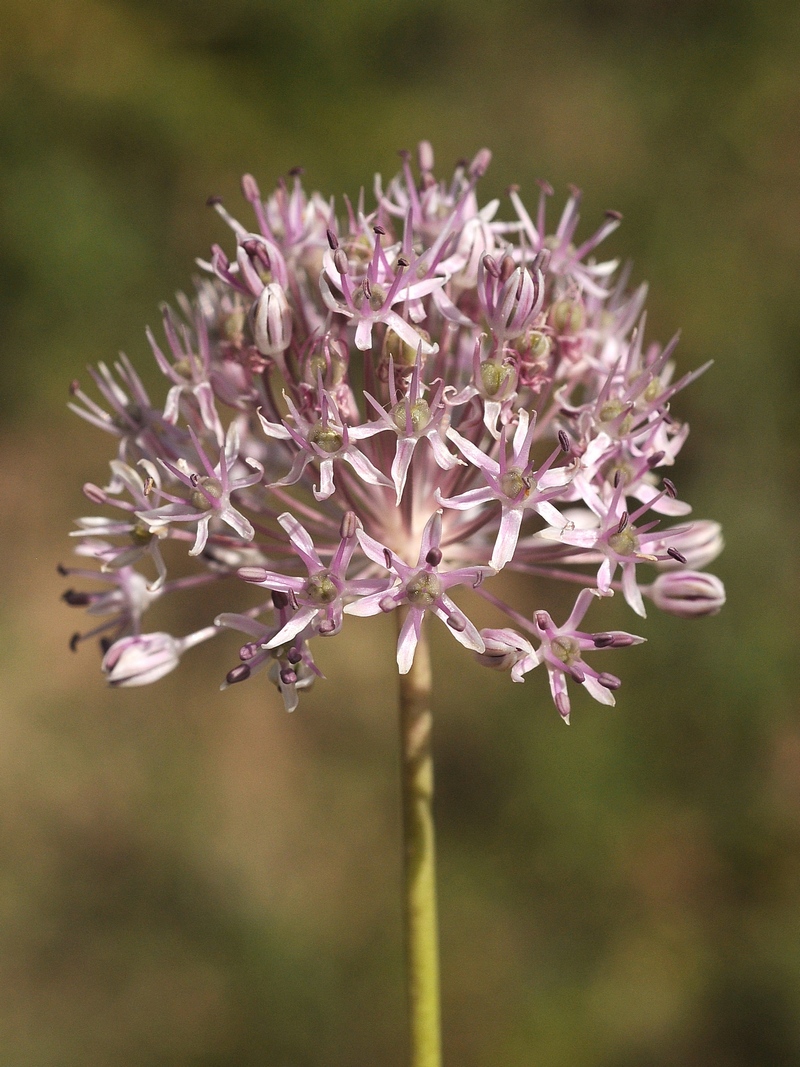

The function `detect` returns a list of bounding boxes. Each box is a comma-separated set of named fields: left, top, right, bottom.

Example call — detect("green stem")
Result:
left=398, top=611, right=442, bottom=1067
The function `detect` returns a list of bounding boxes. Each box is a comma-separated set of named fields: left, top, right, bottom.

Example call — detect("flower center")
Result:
left=305, top=572, right=338, bottom=605
left=352, top=281, right=387, bottom=312
left=549, top=298, right=585, bottom=334
left=479, top=360, right=513, bottom=398
left=405, top=569, right=441, bottom=607
left=499, top=467, right=529, bottom=500
left=608, top=527, right=639, bottom=556
left=551, top=635, right=580, bottom=665
left=130, top=520, right=153, bottom=546
left=309, top=423, right=344, bottom=454
left=392, top=398, right=431, bottom=433
left=190, top=476, right=223, bottom=509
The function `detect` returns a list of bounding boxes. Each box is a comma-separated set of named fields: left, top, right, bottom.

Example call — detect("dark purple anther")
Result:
left=272, top=590, right=290, bottom=610
left=593, top=633, right=615, bottom=648
left=426, top=547, right=442, bottom=567
left=597, top=673, right=621, bottom=690
left=69, top=633, right=80, bottom=652
left=226, top=664, right=251, bottom=685
left=326, top=228, right=339, bottom=250
left=206, top=195, right=222, bottom=207
left=383, top=549, right=393, bottom=569
left=396, top=256, right=409, bottom=269
left=279, top=667, right=297, bottom=686
left=373, top=225, right=386, bottom=236
left=617, top=511, right=629, bottom=533
left=663, top=477, right=677, bottom=498
left=62, top=590, right=92, bottom=606
left=558, top=429, right=571, bottom=453
left=667, top=547, right=688, bottom=564
left=287, top=647, right=302, bottom=664
left=647, top=451, right=665, bottom=469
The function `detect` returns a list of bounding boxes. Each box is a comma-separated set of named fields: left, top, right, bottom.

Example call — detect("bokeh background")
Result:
left=1, top=1, right=798, bottom=1064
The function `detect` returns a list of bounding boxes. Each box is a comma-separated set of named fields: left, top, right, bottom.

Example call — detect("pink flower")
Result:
left=345, top=511, right=492, bottom=674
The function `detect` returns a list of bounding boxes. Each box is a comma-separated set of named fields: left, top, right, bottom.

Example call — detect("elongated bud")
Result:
left=647, top=571, right=726, bottom=617
left=252, top=282, right=292, bottom=357
left=102, top=632, right=181, bottom=687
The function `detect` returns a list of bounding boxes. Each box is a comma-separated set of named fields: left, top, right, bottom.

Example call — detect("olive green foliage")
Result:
left=0, top=1, right=798, bottom=1064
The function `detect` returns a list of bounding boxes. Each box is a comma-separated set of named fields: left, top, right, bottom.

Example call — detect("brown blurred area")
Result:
left=1, top=1, right=799, bottom=1063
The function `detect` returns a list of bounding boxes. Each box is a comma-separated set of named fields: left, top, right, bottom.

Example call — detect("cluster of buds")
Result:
left=62, top=143, right=724, bottom=721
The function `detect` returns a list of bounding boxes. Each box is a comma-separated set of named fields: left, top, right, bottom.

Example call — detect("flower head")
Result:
left=64, top=144, right=723, bottom=718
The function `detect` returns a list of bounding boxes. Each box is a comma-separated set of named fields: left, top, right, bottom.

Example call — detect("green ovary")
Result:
left=405, top=570, right=441, bottom=607
left=305, top=573, right=338, bottom=605
left=309, top=423, right=344, bottom=454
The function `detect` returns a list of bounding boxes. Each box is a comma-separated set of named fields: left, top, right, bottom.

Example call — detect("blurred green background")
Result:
left=1, top=0, right=798, bottom=1064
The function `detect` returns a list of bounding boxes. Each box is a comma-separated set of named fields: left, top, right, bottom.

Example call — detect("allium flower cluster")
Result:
left=63, top=143, right=725, bottom=721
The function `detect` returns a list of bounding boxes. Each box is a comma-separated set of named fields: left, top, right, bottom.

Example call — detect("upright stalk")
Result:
left=397, top=611, right=442, bottom=1067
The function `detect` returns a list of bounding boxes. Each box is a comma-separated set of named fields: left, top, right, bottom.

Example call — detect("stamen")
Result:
left=226, top=664, right=251, bottom=685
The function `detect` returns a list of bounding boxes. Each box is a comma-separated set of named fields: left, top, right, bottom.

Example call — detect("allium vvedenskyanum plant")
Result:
left=63, top=143, right=725, bottom=1066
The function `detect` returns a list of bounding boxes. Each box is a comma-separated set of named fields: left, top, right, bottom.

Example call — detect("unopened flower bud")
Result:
left=102, top=632, right=181, bottom=687
left=647, top=571, right=726, bottom=617
left=252, top=282, right=292, bottom=357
